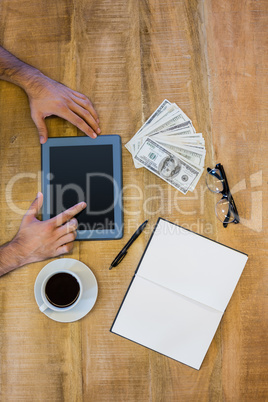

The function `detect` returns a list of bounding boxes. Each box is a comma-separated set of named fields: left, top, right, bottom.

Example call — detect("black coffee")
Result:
left=45, top=272, right=80, bottom=308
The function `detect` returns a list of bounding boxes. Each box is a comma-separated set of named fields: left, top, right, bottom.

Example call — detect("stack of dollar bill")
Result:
left=125, top=99, right=206, bottom=194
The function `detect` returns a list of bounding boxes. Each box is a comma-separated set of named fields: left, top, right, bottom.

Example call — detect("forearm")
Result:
left=0, top=240, right=26, bottom=276
left=0, top=46, right=44, bottom=93
left=0, top=46, right=100, bottom=142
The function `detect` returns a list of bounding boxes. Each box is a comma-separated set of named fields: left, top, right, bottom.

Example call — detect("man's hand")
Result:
left=27, top=75, right=101, bottom=144
left=0, top=46, right=101, bottom=143
left=0, top=193, right=86, bottom=276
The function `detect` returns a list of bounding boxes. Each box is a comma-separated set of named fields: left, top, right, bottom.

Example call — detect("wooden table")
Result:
left=0, top=0, right=267, bottom=400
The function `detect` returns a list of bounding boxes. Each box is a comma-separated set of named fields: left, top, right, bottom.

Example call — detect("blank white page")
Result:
left=137, top=219, right=248, bottom=312
left=111, top=276, right=223, bottom=370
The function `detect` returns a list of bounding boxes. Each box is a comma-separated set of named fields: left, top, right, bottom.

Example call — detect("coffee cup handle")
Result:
left=39, top=303, right=48, bottom=313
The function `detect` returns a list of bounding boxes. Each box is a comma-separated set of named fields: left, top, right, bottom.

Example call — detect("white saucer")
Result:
left=34, top=258, right=98, bottom=323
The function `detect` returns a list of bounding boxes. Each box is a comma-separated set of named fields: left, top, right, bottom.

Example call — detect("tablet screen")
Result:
left=49, top=144, right=115, bottom=231
left=42, top=135, right=123, bottom=240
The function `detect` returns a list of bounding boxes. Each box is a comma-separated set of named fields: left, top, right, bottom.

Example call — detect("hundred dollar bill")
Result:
left=188, top=163, right=205, bottom=191
left=136, top=99, right=172, bottom=136
left=125, top=99, right=171, bottom=153
left=134, top=103, right=189, bottom=139
left=156, top=139, right=206, bottom=167
left=140, top=105, right=190, bottom=135
left=150, top=122, right=196, bottom=137
left=151, top=125, right=196, bottom=139
left=126, top=106, right=190, bottom=160
left=160, top=135, right=206, bottom=148
left=153, top=133, right=204, bottom=144
left=142, top=103, right=180, bottom=131
left=131, top=127, right=202, bottom=170
left=181, top=143, right=206, bottom=151
left=134, top=138, right=200, bottom=194
left=141, top=111, right=192, bottom=137
left=130, top=115, right=193, bottom=165
left=131, top=120, right=194, bottom=158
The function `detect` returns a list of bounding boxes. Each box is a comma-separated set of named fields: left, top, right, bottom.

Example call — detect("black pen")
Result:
left=109, top=220, right=148, bottom=270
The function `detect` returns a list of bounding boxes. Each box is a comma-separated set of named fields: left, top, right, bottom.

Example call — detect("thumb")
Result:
left=24, top=192, right=43, bottom=221
left=32, top=113, right=48, bottom=144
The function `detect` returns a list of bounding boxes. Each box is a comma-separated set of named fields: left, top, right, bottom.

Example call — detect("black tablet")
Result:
left=41, top=135, right=123, bottom=240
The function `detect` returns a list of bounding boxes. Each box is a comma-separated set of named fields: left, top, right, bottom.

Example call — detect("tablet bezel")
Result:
left=41, top=135, right=123, bottom=240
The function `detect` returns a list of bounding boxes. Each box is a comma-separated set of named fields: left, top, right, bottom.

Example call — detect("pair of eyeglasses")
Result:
left=206, top=163, right=240, bottom=228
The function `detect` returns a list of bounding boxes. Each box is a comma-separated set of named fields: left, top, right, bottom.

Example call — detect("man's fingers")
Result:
left=56, top=231, right=77, bottom=249
left=31, top=112, right=49, bottom=144
left=55, top=242, right=74, bottom=256
left=60, top=109, right=100, bottom=139
left=57, top=218, right=78, bottom=237
left=70, top=94, right=99, bottom=122
left=24, top=192, right=43, bottom=221
left=68, top=103, right=101, bottom=135
left=52, top=202, right=86, bottom=227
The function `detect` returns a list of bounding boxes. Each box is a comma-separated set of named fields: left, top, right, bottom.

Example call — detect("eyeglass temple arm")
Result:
left=207, top=164, right=240, bottom=225
left=223, top=206, right=232, bottom=228
left=216, top=164, right=240, bottom=224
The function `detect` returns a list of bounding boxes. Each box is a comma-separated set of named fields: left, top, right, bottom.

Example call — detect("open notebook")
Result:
left=111, top=218, right=248, bottom=369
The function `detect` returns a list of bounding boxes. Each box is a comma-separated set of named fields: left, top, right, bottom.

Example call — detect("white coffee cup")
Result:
left=39, top=269, right=83, bottom=313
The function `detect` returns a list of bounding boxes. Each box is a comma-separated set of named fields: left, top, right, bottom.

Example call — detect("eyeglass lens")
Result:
left=206, top=168, right=236, bottom=224
left=215, top=199, right=236, bottom=223
left=205, top=169, right=224, bottom=193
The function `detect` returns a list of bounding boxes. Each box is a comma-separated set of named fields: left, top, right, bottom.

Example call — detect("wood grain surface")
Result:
left=0, top=0, right=267, bottom=401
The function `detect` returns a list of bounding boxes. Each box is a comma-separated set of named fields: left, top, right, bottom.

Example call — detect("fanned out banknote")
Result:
left=125, top=100, right=206, bottom=194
